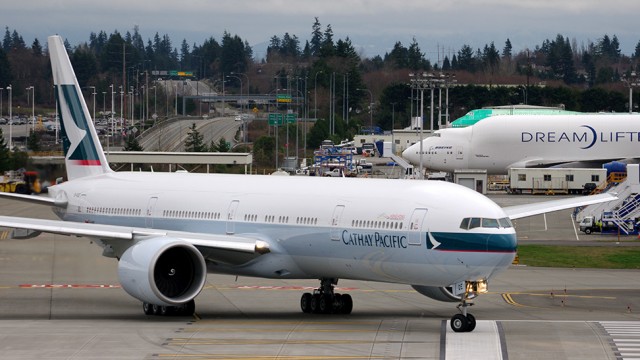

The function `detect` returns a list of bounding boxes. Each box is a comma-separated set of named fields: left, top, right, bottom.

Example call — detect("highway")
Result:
left=0, top=196, right=639, bottom=359
left=138, top=116, right=242, bottom=152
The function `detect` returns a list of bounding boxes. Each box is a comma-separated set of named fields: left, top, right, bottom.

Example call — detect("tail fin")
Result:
left=48, top=35, right=111, bottom=180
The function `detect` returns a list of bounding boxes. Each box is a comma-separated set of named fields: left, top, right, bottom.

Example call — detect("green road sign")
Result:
left=276, top=94, right=292, bottom=103
left=285, top=114, right=297, bottom=123
left=268, top=113, right=283, bottom=125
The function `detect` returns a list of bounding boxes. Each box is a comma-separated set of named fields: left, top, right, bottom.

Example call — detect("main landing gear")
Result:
left=300, top=278, right=353, bottom=314
left=450, top=281, right=486, bottom=333
left=142, top=299, right=195, bottom=316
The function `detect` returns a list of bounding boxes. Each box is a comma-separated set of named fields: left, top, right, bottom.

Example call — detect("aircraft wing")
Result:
left=0, top=192, right=67, bottom=207
left=502, top=193, right=617, bottom=220
left=0, top=215, right=269, bottom=264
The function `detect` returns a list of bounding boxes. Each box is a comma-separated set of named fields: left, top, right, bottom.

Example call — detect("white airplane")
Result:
left=402, top=114, right=640, bottom=174
left=0, top=36, right=616, bottom=333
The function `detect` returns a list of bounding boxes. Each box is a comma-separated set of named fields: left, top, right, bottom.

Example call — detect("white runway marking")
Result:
left=445, top=320, right=504, bottom=360
left=601, top=321, right=640, bottom=359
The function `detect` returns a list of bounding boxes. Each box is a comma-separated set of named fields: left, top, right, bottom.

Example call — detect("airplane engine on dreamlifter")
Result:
left=117, top=237, right=207, bottom=306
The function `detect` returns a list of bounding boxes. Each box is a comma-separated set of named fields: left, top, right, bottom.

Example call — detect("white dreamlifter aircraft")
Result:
left=402, top=113, right=640, bottom=174
left=0, top=35, right=616, bottom=333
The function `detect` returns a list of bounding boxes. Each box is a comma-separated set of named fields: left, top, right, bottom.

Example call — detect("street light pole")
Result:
left=622, top=71, right=640, bottom=114
left=314, top=71, right=323, bottom=121
left=226, top=74, right=245, bottom=143
left=391, top=102, right=396, bottom=154
left=7, top=85, right=12, bottom=150
left=88, top=86, right=96, bottom=124
left=26, top=86, right=34, bottom=134
left=357, top=88, right=373, bottom=132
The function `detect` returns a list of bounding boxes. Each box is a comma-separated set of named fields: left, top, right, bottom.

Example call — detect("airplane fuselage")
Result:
left=49, top=172, right=516, bottom=288
left=403, top=114, right=640, bottom=174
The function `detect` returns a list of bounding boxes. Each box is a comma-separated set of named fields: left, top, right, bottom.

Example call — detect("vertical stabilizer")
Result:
left=48, top=35, right=111, bottom=180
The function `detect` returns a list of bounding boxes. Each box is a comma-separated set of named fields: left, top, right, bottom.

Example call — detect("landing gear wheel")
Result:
left=466, top=314, right=476, bottom=332
left=300, top=293, right=312, bottom=313
left=450, top=314, right=469, bottom=332
left=310, top=294, right=320, bottom=313
left=159, top=305, right=170, bottom=316
left=143, top=302, right=154, bottom=315
left=301, top=278, right=353, bottom=315
left=340, top=294, right=353, bottom=314
left=182, top=299, right=196, bottom=316
left=318, top=295, right=332, bottom=314
left=151, top=304, right=160, bottom=315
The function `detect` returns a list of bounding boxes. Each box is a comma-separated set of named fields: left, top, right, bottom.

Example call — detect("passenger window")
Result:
left=459, top=218, right=470, bottom=230
left=469, top=217, right=481, bottom=229
left=482, top=218, right=499, bottom=228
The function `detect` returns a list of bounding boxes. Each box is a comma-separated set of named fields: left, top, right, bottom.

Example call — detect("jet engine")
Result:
left=411, top=285, right=461, bottom=302
left=118, top=237, right=207, bottom=306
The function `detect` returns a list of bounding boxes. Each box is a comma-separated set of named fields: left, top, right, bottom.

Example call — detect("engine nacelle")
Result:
left=411, top=285, right=460, bottom=302
left=118, top=237, right=207, bottom=306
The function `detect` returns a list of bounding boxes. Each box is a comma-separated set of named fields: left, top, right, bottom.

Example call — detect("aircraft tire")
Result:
left=143, top=302, right=154, bottom=315
left=182, top=300, right=196, bottom=316
left=466, top=313, right=476, bottom=332
left=300, top=293, right=312, bottom=313
left=310, top=294, right=320, bottom=313
left=318, top=295, right=332, bottom=314
left=450, top=314, right=469, bottom=332
left=340, top=294, right=353, bottom=314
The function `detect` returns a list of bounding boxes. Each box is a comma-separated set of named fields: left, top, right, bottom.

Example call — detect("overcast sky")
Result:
left=3, top=0, right=639, bottom=62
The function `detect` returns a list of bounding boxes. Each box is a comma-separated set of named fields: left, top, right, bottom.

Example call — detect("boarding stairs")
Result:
left=576, top=165, right=640, bottom=235
left=390, top=154, right=416, bottom=179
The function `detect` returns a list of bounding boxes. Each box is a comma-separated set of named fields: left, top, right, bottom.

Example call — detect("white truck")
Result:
left=507, top=168, right=606, bottom=195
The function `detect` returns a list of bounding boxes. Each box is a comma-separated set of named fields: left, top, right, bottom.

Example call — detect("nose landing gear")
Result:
left=450, top=280, right=486, bottom=332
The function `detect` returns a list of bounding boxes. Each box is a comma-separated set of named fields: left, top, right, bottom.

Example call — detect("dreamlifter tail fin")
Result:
left=48, top=35, right=111, bottom=180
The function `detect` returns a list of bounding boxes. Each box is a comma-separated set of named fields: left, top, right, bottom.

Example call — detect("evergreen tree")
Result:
left=320, top=24, right=334, bottom=57
left=252, top=135, right=275, bottom=165
left=634, top=40, right=640, bottom=59
left=31, top=38, right=43, bottom=57
left=10, top=30, right=25, bottom=50
left=0, top=128, right=11, bottom=172
left=210, top=137, right=230, bottom=152
left=407, top=38, right=426, bottom=70
left=0, top=47, right=12, bottom=85
left=386, top=41, right=408, bottom=69
left=457, top=45, right=475, bottom=72
left=502, top=38, right=512, bottom=59
left=26, top=130, right=40, bottom=152
left=310, top=17, right=323, bottom=56
left=123, top=134, right=143, bottom=151
left=2, top=27, right=11, bottom=51
left=184, top=123, right=207, bottom=152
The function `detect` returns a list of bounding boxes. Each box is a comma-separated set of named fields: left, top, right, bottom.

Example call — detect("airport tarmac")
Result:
left=1, top=196, right=639, bottom=359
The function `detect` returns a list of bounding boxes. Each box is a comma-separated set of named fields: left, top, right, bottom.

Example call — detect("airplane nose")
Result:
left=487, top=233, right=517, bottom=253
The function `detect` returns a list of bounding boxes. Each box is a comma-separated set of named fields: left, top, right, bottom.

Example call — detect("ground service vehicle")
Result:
left=0, top=170, right=41, bottom=194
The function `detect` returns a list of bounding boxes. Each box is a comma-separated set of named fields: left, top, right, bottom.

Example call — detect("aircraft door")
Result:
left=226, top=200, right=240, bottom=234
left=330, top=205, right=345, bottom=241
left=145, top=197, right=158, bottom=228
left=407, top=208, right=428, bottom=246
left=456, top=146, right=464, bottom=160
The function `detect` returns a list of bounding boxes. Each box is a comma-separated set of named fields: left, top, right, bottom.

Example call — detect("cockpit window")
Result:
left=481, top=218, right=499, bottom=228
left=460, top=217, right=513, bottom=230
left=498, top=217, right=513, bottom=228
